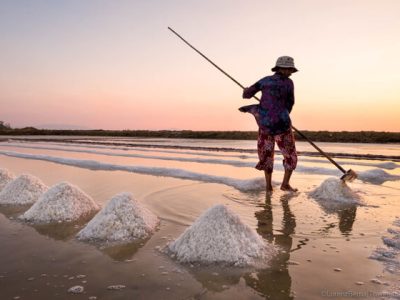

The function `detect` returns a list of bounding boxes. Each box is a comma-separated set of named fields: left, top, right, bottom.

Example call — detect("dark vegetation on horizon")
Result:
left=0, top=122, right=399, bottom=143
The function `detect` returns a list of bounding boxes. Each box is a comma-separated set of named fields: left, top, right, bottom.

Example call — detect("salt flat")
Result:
left=0, top=137, right=399, bottom=299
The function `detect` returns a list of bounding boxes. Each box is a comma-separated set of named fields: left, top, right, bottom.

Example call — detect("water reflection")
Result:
left=0, top=204, right=31, bottom=218
left=244, top=193, right=297, bottom=299
left=315, top=200, right=358, bottom=236
left=0, top=205, right=92, bottom=240
left=185, top=265, right=244, bottom=293
left=30, top=215, right=94, bottom=241
left=337, top=206, right=357, bottom=236
left=99, top=238, right=147, bottom=261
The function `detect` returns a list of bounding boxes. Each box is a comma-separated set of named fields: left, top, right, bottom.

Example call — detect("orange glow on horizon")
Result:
left=1, top=1, right=399, bottom=132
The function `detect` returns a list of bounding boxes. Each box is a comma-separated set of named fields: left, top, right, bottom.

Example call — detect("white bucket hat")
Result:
left=271, top=56, right=298, bottom=72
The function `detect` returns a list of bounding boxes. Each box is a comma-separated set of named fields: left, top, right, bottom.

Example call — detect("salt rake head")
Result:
left=340, top=169, right=358, bottom=182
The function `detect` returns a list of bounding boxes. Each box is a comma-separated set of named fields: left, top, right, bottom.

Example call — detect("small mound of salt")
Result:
left=0, top=169, right=15, bottom=191
left=165, top=204, right=276, bottom=267
left=0, top=174, right=47, bottom=205
left=77, top=192, right=159, bottom=244
left=377, top=162, right=399, bottom=170
left=309, top=177, right=361, bottom=203
left=19, top=182, right=99, bottom=223
left=358, top=169, right=400, bottom=184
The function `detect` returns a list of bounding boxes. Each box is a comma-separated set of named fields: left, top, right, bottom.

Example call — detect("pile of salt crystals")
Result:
left=358, top=168, right=400, bottom=184
left=165, top=204, right=276, bottom=267
left=0, top=168, right=15, bottom=191
left=309, top=177, right=362, bottom=204
left=77, top=192, right=159, bottom=244
left=370, top=218, right=400, bottom=273
left=19, top=182, right=99, bottom=223
left=0, top=174, right=47, bottom=205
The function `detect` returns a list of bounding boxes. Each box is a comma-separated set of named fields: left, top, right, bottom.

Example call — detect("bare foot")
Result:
left=280, top=185, right=298, bottom=192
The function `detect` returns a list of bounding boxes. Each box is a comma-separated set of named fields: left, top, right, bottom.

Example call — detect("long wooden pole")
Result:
left=168, top=27, right=348, bottom=175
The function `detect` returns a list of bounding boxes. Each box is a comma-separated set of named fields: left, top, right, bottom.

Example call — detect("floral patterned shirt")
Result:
left=242, top=73, right=295, bottom=135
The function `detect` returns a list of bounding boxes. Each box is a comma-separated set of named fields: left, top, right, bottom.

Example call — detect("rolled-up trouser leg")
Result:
left=275, top=129, right=297, bottom=171
left=255, top=129, right=275, bottom=173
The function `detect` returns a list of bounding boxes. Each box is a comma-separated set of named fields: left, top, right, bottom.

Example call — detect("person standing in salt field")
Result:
left=240, top=56, right=298, bottom=192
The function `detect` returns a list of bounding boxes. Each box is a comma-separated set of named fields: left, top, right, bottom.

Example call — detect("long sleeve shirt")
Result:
left=242, top=73, right=295, bottom=135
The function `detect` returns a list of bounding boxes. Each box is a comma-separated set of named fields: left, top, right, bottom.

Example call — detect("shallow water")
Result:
left=0, top=137, right=399, bottom=299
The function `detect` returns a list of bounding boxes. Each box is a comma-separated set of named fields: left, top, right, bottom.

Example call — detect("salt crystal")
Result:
left=77, top=193, right=158, bottom=244
left=0, top=174, right=47, bottom=205
left=107, top=285, right=126, bottom=290
left=371, top=279, right=382, bottom=284
left=166, top=204, right=276, bottom=266
left=334, top=268, right=342, bottom=272
left=20, top=182, right=99, bottom=223
left=68, top=285, right=84, bottom=294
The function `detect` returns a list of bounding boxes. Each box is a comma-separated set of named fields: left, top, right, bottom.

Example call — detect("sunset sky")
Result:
left=1, top=0, right=399, bottom=132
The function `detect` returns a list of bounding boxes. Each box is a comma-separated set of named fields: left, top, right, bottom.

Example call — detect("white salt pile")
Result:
left=77, top=192, right=159, bottom=244
left=358, top=169, right=400, bottom=184
left=0, top=168, right=15, bottom=191
left=165, top=204, right=276, bottom=267
left=370, top=218, right=400, bottom=273
left=376, top=162, right=399, bottom=170
left=0, top=174, right=47, bottom=205
left=309, top=177, right=362, bottom=204
left=19, top=182, right=100, bottom=223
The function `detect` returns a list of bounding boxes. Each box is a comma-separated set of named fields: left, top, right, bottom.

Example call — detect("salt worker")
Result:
left=240, top=56, right=298, bottom=192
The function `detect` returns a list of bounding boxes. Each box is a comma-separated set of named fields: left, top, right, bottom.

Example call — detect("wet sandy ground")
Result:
left=1, top=146, right=400, bottom=299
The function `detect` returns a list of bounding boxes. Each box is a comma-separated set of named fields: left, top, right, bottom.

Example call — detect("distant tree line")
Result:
left=0, top=121, right=11, bottom=130
left=0, top=121, right=399, bottom=143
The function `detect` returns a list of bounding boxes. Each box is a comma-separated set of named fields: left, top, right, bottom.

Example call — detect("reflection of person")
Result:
left=244, top=193, right=296, bottom=299
left=314, top=200, right=358, bottom=236
left=337, top=206, right=357, bottom=236
left=240, top=56, right=298, bottom=193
